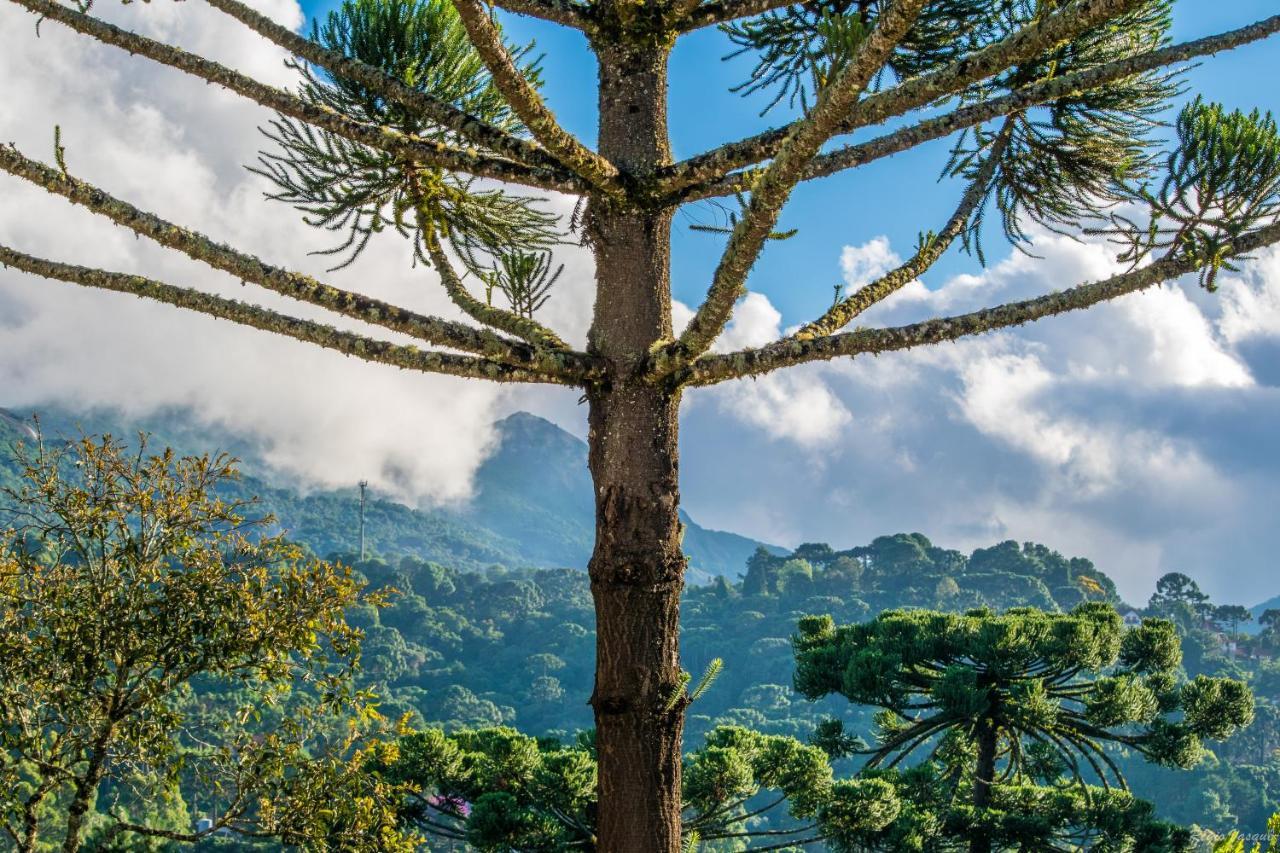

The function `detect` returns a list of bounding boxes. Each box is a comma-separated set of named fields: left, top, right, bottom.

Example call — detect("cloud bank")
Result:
left=681, top=233, right=1280, bottom=603
left=0, top=0, right=591, bottom=502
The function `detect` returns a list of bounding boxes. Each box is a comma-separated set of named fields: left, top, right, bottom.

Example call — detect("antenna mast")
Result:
left=358, top=480, right=369, bottom=561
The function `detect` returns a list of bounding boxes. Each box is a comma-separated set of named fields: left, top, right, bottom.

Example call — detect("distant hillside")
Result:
left=0, top=405, right=776, bottom=581
left=468, top=412, right=781, bottom=581
left=1247, top=594, right=1280, bottom=634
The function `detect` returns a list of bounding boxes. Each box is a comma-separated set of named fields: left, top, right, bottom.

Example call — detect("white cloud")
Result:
left=716, top=368, right=853, bottom=448
left=840, top=236, right=900, bottom=289
left=712, top=291, right=782, bottom=352
left=0, top=0, right=573, bottom=503
left=1219, top=246, right=1280, bottom=345
left=686, top=227, right=1280, bottom=602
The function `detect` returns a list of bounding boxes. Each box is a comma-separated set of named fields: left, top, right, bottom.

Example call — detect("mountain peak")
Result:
left=473, top=411, right=774, bottom=580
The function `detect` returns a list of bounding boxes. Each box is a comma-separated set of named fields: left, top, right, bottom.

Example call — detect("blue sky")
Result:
left=414, top=0, right=1280, bottom=324
left=2, top=0, right=1280, bottom=605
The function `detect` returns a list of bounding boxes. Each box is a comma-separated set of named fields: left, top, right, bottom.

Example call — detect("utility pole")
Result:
left=358, top=480, right=368, bottom=561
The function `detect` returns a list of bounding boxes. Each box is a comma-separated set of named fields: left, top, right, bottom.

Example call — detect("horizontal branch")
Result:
left=490, top=0, right=595, bottom=29
left=201, top=0, right=563, bottom=172
left=10, top=0, right=586, bottom=194
left=675, top=12, right=1280, bottom=202
left=658, top=0, right=1151, bottom=195
left=0, top=143, right=596, bottom=380
left=675, top=0, right=795, bottom=31
left=682, top=220, right=1280, bottom=385
left=451, top=0, right=622, bottom=195
left=0, top=245, right=572, bottom=384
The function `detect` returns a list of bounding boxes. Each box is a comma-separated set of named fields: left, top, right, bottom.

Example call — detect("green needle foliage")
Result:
left=256, top=0, right=562, bottom=271
left=727, top=0, right=1183, bottom=261
left=1100, top=98, right=1280, bottom=290
left=723, top=0, right=1008, bottom=114
left=833, top=764, right=1191, bottom=852
left=0, top=435, right=404, bottom=851
left=481, top=250, right=563, bottom=319
left=793, top=603, right=1255, bottom=851
left=947, top=0, right=1179, bottom=259
left=689, top=191, right=799, bottom=241
left=370, top=723, right=903, bottom=850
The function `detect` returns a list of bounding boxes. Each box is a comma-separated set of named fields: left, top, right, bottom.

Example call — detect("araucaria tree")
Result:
left=793, top=604, right=1255, bottom=852
left=3, top=0, right=1280, bottom=846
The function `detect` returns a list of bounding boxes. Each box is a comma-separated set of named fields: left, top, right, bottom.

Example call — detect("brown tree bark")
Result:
left=586, top=36, right=687, bottom=853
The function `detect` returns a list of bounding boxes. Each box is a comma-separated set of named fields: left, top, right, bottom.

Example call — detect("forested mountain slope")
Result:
left=0, top=405, right=773, bottom=581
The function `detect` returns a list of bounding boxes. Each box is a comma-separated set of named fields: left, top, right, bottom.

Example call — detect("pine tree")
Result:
left=4, top=0, right=1280, bottom=847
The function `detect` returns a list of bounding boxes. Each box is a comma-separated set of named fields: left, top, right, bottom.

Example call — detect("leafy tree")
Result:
left=1262, top=610, right=1280, bottom=648
left=6, top=0, right=1280, bottom=845
left=934, top=575, right=961, bottom=605
left=793, top=604, right=1255, bottom=852
left=743, top=546, right=779, bottom=597
left=0, top=435, right=403, bottom=851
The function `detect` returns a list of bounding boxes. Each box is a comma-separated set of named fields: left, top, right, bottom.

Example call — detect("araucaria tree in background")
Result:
left=3, top=0, right=1280, bottom=846
left=793, top=604, right=1255, bottom=852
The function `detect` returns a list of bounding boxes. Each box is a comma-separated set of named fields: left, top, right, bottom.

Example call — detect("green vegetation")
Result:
left=793, top=605, right=1252, bottom=851
left=369, top=724, right=905, bottom=850
left=3, top=419, right=1279, bottom=847
left=0, top=408, right=768, bottom=583
left=7, top=0, right=1280, bottom=841
left=0, top=436, right=409, bottom=851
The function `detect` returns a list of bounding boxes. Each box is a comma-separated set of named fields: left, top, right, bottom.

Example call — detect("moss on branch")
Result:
left=0, top=245, right=576, bottom=384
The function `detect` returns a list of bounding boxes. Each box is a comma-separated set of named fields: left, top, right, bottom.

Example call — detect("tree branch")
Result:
left=450, top=0, right=622, bottom=195
left=400, top=165, right=575, bottom=351
left=672, top=13, right=1280, bottom=202
left=0, top=245, right=576, bottom=385
left=657, top=0, right=1151, bottom=196
left=490, top=0, right=596, bottom=30
left=793, top=119, right=1012, bottom=338
left=682, top=220, right=1280, bottom=386
left=200, top=0, right=565, bottom=171
left=9, top=0, right=585, bottom=194
left=427, top=239, right=572, bottom=351
left=675, top=0, right=797, bottom=32
left=655, top=0, right=927, bottom=375
left=0, top=143, right=595, bottom=379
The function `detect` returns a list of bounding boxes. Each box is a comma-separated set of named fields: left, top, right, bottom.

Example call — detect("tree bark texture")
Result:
left=587, top=37, right=686, bottom=853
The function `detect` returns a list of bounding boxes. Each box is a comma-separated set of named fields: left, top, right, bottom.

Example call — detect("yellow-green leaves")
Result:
left=0, top=434, right=399, bottom=849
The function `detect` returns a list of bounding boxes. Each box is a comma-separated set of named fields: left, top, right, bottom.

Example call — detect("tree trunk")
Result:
left=587, top=386, right=685, bottom=852
left=62, top=768, right=104, bottom=853
left=587, top=36, right=684, bottom=853
left=19, top=779, right=55, bottom=853
left=969, top=721, right=998, bottom=853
